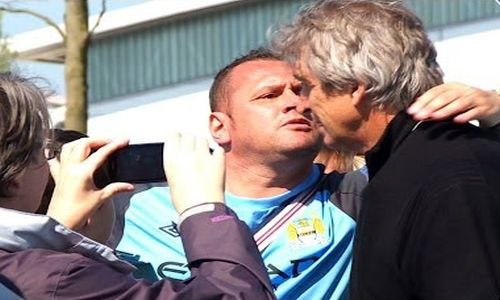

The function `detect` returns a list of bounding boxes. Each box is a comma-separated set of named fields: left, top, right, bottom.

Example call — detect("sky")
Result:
left=2, top=0, right=145, bottom=94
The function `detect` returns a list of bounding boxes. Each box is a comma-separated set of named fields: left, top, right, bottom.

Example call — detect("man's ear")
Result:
left=209, top=112, right=231, bottom=145
left=351, top=85, right=367, bottom=107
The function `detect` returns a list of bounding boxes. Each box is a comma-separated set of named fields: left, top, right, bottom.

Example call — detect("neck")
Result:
left=357, top=109, right=396, bottom=154
left=225, top=153, right=315, bottom=198
left=315, top=149, right=352, bottom=173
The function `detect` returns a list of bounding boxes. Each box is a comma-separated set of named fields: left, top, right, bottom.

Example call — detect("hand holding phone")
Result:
left=163, top=133, right=225, bottom=214
left=47, top=138, right=135, bottom=230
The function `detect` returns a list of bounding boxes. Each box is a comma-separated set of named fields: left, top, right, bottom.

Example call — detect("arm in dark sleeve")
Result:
left=407, top=180, right=500, bottom=299
left=179, top=203, right=275, bottom=299
left=55, top=204, right=275, bottom=299
left=329, top=169, right=368, bottom=221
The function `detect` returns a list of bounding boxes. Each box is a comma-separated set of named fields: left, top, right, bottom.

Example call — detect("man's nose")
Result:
left=296, top=92, right=311, bottom=115
left=282, top=92, right=300, bottom=113
left=282, top=89, right=310, bottom=113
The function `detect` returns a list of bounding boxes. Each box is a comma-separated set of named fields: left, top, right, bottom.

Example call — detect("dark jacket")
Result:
left=0, top=204, right=275, bottom=299
left=351, top=113, right=500, bottom=300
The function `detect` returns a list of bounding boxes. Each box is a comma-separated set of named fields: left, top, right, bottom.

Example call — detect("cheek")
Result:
left=33, top=163, right=50, bottom=209
left=28, top=161, right=50, bottom=194
left=233, top=107, right=275, bottom=130
left=309, top=89, right=329, bottom=114
left=38, top=162, right=50, bottom=193
left=24, top=161, right=50, bottom=213
left=310, top=100, right=331, bottom=126
left=313, top=107, right=338, bottom=140
left=321, top=121, right=337, bottom=140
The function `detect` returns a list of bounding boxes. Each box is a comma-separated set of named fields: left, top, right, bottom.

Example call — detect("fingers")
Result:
left=84, top=138, right=129, bottom=171
left=163, top=132, right=226, bottom=213
left=453, top=107, right=484, bottom=124
left=180, top=133, right=195, bottom=153
left=164, top=132, right=180, bottom=156
left=421, top=94, right=474, bottom=121
left=164, top=133, right=213, bottom=167
left=408, top=83, right=473, bottom=120
left=407, top=85, right=447, bottom=116
left=59, top=137, right=128, bottom=177
left=195, top=136, right=209, bottom=158
left=408, top=83, right=500, bottom=123
left=59, top=137, right=111, bottom=165
left=163, top=132, right=180, bottom=178
left=47, top=137, right=133, bottom=231
left=99, top=182, right=135, bottom=204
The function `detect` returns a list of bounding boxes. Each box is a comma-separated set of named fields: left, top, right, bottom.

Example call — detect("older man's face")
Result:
left=295, top=59, right=365, bottom=153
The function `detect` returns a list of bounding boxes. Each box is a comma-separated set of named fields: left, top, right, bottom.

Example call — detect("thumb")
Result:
left=100, top=183, right=135, bottom=203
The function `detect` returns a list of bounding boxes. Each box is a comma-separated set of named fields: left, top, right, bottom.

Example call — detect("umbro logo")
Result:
left=159, top=221, right=180, bottom=237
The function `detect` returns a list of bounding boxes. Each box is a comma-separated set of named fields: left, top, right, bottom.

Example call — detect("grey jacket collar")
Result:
left=0, top=208, right=135, bottom=273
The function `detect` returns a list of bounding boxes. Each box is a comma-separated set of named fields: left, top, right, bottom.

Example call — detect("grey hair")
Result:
left=0, top=72, right=51, bottom=196
left=270, top=0, right=444, bottom=112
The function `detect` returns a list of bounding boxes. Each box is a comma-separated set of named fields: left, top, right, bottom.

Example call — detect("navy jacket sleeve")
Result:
left=51, top=204, right=275, bottom=299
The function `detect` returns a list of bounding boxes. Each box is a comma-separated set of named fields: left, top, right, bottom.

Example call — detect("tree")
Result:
left=0, top=0, right=106, bottom=133
left=0, top=12, right=13, bottom=71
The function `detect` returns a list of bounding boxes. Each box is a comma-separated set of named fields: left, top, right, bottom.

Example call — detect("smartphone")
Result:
left=94, top=143, right=165, bottom=188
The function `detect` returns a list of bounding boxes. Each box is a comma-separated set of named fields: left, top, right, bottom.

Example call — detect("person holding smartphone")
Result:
left=0, top=72, right=275, bottom=299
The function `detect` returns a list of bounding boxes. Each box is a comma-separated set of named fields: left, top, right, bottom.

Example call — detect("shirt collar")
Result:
left=365, top=112, right=421, bottom=180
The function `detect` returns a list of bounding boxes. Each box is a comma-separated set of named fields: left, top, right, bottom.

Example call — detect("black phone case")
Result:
left=94, top=143, right=165, bottom=188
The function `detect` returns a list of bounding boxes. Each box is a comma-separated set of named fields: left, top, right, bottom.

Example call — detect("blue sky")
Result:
left=3, top=0, right=144, bottom=94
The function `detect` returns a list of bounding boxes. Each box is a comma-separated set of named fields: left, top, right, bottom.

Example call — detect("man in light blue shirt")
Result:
left=118, top=48, right=367, bottom=299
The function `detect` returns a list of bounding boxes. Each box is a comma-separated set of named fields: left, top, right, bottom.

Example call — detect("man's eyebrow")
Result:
left=251, top=83, right=285, bottom=98
left=254, top=81, right=286, bottom=91
left=293, top=74, right=309, bottom=83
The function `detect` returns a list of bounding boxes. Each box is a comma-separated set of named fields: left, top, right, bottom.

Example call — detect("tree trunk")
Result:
left=64, top=0, right=89, bottom=133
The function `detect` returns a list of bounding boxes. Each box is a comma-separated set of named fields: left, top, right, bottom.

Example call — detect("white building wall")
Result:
left=87, top=79, right=213, bottom=143
left=432, top=18, right=500, bottom=89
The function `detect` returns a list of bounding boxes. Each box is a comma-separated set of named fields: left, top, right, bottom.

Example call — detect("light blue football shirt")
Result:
left=117, top=165, right=360, bottom=299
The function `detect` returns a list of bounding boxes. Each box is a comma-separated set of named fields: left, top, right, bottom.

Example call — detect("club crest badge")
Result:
left=287, top=215, right=327, bottom=249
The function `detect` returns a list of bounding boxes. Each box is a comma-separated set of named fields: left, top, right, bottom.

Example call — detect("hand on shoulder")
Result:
left=408, top=82, right=500, bottom=126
